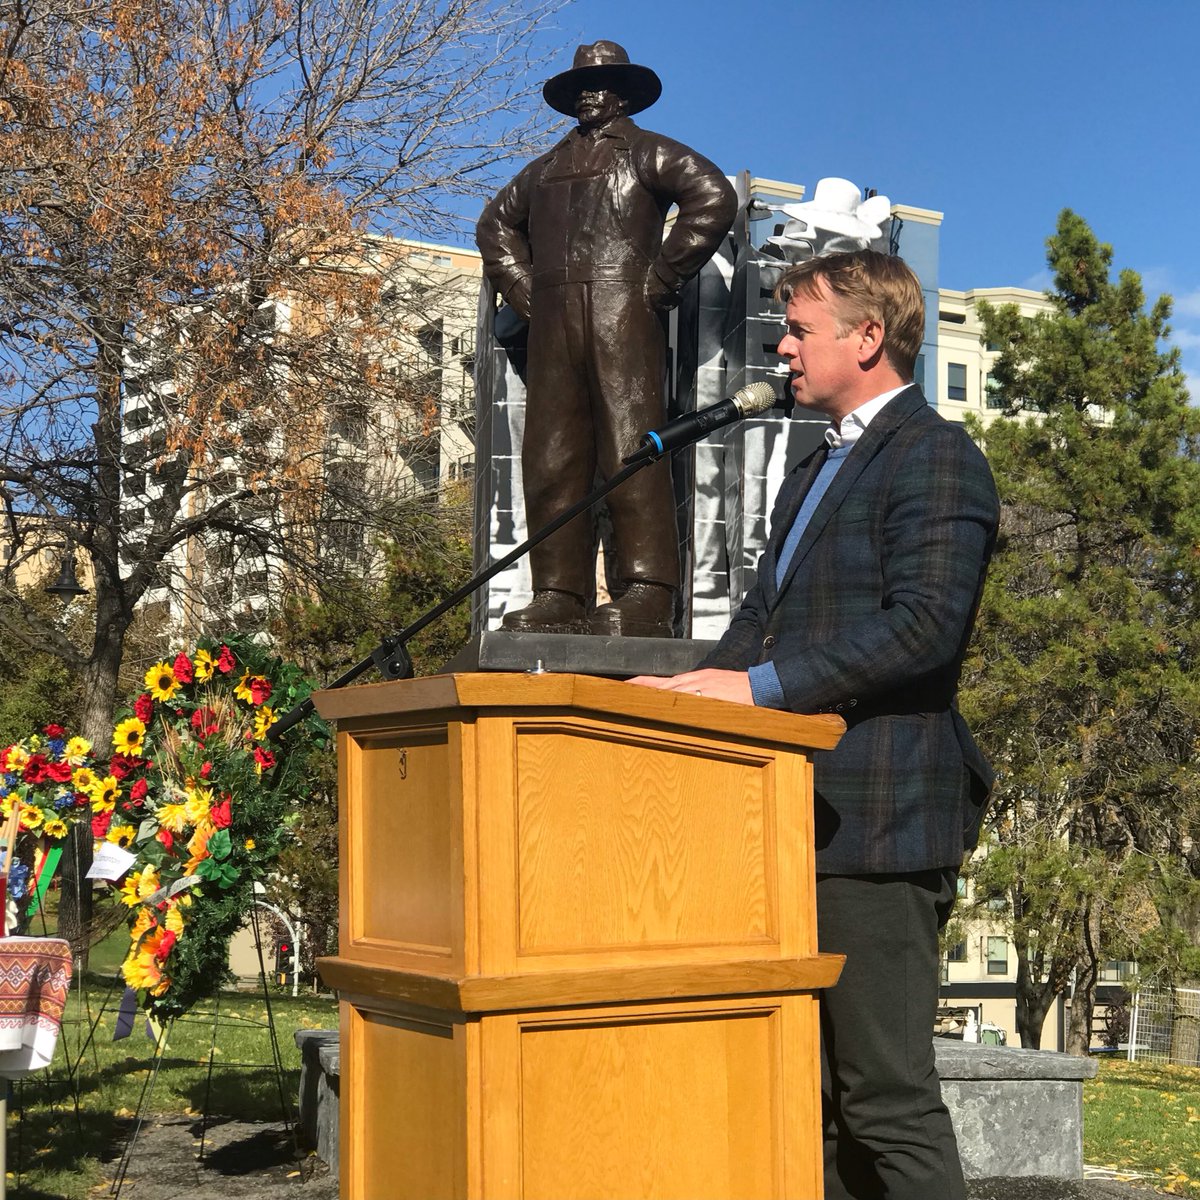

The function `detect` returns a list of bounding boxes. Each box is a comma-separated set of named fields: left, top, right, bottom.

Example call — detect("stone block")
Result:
left=935, top=1040, right=1097, bottom=1179
left=295, top=1028, right=340, bottom=1174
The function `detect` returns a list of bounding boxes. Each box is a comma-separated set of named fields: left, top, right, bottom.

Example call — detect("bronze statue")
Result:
left=476, top=41, right=737, bottom=637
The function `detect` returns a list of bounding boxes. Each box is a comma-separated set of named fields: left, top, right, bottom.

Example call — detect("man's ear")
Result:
left=856, top=319, right=886, bottom=366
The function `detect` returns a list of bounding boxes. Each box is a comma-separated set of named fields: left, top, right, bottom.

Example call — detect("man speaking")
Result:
left=631, top=249, right=999, bottom=1200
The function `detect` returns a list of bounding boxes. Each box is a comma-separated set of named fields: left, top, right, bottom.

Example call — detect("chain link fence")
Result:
left=1127, top=984, right=1200, bottom=1065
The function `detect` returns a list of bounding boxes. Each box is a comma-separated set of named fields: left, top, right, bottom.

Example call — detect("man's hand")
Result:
left=625, top=668, right=753, bottom=705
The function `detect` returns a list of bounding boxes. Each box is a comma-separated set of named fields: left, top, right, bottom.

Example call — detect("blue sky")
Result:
left=508, top=0, right=1200, bottom=390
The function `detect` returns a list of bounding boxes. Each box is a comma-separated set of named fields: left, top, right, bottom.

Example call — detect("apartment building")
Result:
left=121, top=237, right=483, bottom=636
left=935, top=286, right=1055, bottom=425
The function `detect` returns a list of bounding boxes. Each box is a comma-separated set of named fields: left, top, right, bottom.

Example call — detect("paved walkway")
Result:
left=92, top=1117, right=1170, bottom=1200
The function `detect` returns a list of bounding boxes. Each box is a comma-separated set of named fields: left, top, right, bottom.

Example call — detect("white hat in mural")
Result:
left=780, top=177, right=891, bottom=241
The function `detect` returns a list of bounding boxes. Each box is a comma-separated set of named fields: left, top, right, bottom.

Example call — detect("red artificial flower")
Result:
left=129, top=778, right=148, bottom=802
left=43, top=723, right=66, bottom=739
left=172, top=653, right=194, bottom=684
left=249, top=677, right=272, bottom=706
left=0, top=746, right=11, bottom=772
left=253, top=746, right=276, bottom=773
left=134, top=693, right=154, bottom=723
left=74, top=792, right=89, bottom=808
left=210, top=796, right=232, bottom=829
left=217, top=645, right=236, bottom=674
left=190, top=707, right=219, bottom=738
left=46, top=760, right=74, bottom=783
left=108, top=754, right=132, bottom=779
left=22, top=754, right=49, bottom=784
left=155, top=929, right=177, bottom=962
left=91, top=811, right=112, bottom=838
left=156, top=828, right=173, bottom=850
left=199, top=761, right=212, bottom=779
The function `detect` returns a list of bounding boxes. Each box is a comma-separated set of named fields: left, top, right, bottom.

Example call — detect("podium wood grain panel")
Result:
left=345, top=725, right=461, bottom=967
left=345, top=1006, right=468, bottom=1200
left=513, top=724, right=775, bottom=955
left=478, top=995, right=822, bottom=1200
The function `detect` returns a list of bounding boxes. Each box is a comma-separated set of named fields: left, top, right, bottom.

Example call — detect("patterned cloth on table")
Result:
left=0, top=937, right=72, bottom=1077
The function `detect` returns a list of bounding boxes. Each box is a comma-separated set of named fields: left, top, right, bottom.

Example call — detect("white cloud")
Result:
left=1020, top=268, right=1053, bottom=292
left=1172, top=289, right=1200, bottom=320
left=1169, top=328, right=1200, bottom=351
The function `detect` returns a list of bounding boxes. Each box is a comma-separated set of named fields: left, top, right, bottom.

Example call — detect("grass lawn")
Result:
left=7, top=977, right=338, bottom=1199
left=1085, top=1058, right=1200, bottom=1195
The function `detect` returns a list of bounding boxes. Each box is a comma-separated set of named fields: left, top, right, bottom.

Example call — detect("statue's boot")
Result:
left=589, top=581, right=674, bottom=638
left=501, top=590, right=588, bottom=634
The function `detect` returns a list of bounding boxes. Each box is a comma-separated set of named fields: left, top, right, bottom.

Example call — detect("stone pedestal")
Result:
left=935, top=1040, right=1098, bottom=1179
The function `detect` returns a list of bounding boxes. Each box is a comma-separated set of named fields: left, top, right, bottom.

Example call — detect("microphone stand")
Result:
left=268, top=455, right=658, bottom=741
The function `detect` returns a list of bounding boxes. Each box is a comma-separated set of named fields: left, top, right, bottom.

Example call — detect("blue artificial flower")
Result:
left=47, top=739, right=65, bottom=757
left=8, top=861, right=31, bottom=901
left=53, top=790, right=74, bottom=811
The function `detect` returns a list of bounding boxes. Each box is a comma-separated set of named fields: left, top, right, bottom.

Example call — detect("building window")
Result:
left=946, top=940, right=967, bottom=963
left=986, top=937, right=1008, bottom=976
left=985, top=372, right=1004, bottom=409
left=947, top=362, right=967, bottom=403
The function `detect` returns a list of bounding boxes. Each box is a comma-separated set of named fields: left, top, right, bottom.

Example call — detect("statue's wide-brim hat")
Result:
left=543, top=41, right=662, bottom=117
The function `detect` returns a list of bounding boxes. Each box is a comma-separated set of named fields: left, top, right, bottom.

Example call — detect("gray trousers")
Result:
left=817, top=869, right=966, bottom=1200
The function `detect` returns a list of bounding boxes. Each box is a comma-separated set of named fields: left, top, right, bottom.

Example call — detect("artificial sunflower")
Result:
left=112, top=717, right=146, bottom=756
left=89, top=775, right=120, bottom=814
left=192, top=647, right=216, bottom=682
left=73, top=766, right=99, bottom=792
left=43, top=816, right=70, bottom=839
left=107, top=823, right=136, bottom=848
left=252, top=707, right=275, bottom=740
left=144, top=661, right=179, bottom=702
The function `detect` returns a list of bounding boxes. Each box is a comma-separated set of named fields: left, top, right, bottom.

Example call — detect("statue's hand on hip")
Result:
left=643, top=268, right=679, bottom=312
left=505, top=277, right=533, bottom=322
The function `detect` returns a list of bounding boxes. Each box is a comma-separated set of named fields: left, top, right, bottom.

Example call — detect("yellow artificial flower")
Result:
left=120, top=871, right=144, bottom=907
left=5, top=746, right=29, bottom=772
left=73, top=766, right=99, bottom=792
left=233, top=671, right=254, bottom=704
left=43, top=816, right=69, bottom=839
left=123, top=947, right=167, bottom=994
left=120, top=865, right=161, bottom=908
left=243, top=838, right=256, bottom=851
left=89, top=775, right=120, bottom=814
left=183, top=786, right=212, bottom=826
left=156, top=802, right=189, bottom=834
left=193, top=647, right=215, bottom=682
left=18, top=806, right=42, bottom=831
left=164, top=904, right=189, bottom=937
left=0, top=795, right=13, bottom=819
left=184, top=825, right=212, bottom=874
left=112, top=717, right=146, bottom=756
left=144, top=661, right=179, bottom=702
left=131, top=908, right=157, bottom=940
left=107, top=823, right=136, bottom=848
left=252, top=706, right=275, bottom=740
left=63, top=735, right=92, bottom=764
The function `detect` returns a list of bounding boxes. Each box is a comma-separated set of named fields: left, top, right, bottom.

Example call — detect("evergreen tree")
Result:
left=961, top=210, right=1200, bottom=1051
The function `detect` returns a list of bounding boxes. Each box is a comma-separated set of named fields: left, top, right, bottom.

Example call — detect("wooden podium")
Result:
left=315, top=673, right=845, bottom=1200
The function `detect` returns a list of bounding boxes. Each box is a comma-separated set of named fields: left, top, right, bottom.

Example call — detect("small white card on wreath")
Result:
left=86, top=842, right=138, bottom=881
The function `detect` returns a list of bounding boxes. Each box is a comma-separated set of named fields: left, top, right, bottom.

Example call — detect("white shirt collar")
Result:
left=825, top=384, right=911, bottom=449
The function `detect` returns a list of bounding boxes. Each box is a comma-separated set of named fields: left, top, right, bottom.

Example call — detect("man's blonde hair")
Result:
left=774, top=249, right=925, bottom=379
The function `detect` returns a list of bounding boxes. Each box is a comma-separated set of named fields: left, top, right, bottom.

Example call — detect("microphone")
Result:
left=623, top=382, right=778, bottom=464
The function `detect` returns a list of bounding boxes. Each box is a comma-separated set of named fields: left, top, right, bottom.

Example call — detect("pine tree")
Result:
left=961, top=210, right=1200, bottom=1051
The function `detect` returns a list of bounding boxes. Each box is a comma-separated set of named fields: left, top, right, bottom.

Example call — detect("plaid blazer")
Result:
left=700, top=386, right=999, bottom=874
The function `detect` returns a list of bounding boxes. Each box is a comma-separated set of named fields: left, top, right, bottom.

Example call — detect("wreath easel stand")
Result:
left=108, top=901, right=303, bottom=1199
